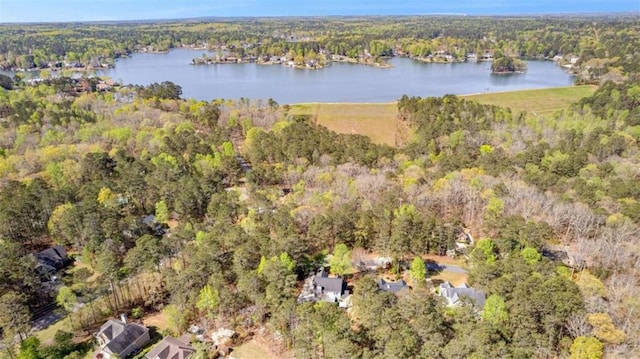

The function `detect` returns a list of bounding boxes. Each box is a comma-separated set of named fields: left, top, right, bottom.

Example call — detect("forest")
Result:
left=0, top=64, right=638, bottom=359
left=1, top=15, right=640, bottom=83
left=0, top=12, right=639, bottom=359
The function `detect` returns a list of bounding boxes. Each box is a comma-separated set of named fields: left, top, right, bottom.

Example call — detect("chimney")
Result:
left=120, top=313, right=127, bottom=324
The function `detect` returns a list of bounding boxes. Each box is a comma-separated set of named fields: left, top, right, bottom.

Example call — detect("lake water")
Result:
left=96, top=49, right=575, bottom=103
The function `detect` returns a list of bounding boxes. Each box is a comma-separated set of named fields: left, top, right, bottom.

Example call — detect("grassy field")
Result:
left=232, top=339, right=282, bottom=359
left=290, top=86, right=596, bottom=146
left=289, top=102, right=399, bottom=146
left=461, top=85, right=597, bottom=117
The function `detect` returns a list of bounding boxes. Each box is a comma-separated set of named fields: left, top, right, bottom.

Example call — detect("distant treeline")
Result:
left=1, top=15, right=639, bottom=81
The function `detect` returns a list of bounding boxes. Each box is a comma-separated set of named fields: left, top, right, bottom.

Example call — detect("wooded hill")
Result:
left=0, top=78, right=638, bottom=358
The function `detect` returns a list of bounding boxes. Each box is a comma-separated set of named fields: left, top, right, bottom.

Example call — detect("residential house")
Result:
left=142, top=214, right=166, bottom=236
left=438, top=282, right=486, bottom=308
left=35, top=245, right=68, bottom=269
left=298, top=269, right=348, bottom=304
left=94, top=317, right=150, bottom=359
left=480, top=52, right=494, bottom=61
left=376, top=278, right=409, bottom=294
left=145, top=336, right=194, bottom=359
left=35, top=245, right=70, bottom=281
left=353, top=256, right=391, bottom=272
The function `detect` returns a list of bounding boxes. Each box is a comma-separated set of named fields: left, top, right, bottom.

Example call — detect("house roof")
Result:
left=35, top=246, right=68, bottom=268
left=97, top=319, right=149, bottom=356
left=439, top=282, right=486, bottom=308
left=314, top=271, right=346, bottom=294
left=145, top=336, right=195, bottom=359
left=142, top=215, right=156, bottom=226
left=376, top=278, right=409, bottom=293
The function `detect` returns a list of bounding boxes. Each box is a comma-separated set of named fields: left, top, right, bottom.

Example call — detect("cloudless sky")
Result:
left=1, top=0, right=638, bottom=22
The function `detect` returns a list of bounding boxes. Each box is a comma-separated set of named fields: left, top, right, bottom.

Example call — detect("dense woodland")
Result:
left=0, top=14, right=639, bottom=359
left=1, top=15, right=640, bottom=82
left=0, top=72, right=638, bottom=358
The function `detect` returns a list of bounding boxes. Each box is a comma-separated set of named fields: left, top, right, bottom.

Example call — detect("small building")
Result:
left=145, top=336, right=195, bottom=359
left=438, top=282, right=486, bottom=308
left=376, top=278, right=409, bottom=294
left=94, top=317, right=150, bottom=359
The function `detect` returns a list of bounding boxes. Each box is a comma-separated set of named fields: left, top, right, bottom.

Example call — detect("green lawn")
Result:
left=461, top=85, right=597, bottom=117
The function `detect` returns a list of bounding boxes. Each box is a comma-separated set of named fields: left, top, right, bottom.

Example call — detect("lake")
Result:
left=97, top=49, right=575, bottom=103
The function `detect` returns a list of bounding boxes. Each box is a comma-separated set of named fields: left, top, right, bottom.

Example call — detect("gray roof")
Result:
left=439, top=282, right=486, bottom=308
left=314, top=271, right=346, bottom=294
left=146, top=336, right=195, bottom=359
left=35, top=245, right=68, bottom=269
left=142, top=215, right=156, bottom=226
left=97, top=320, right=149, bottom=356
left=376, top=278, right=409, bottom=293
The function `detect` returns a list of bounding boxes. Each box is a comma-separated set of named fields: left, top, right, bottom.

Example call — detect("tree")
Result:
left=482, top=294, right=508, bottom=327
left=472, top=238, right=497, bottom=263
left=196, top=284, right=220, bottom=329
left=520, top=247, right=541, bottom=264
left=138, top=81, right=182, bottom=100
left=47, top=203, right=82, bottom=248
left=587, top=313, right=626, bottom=344
left=0, top=74, right=13, bottom=90
left=155, top=200, right=169, bottom=224
left=124, top=234, right=165, bottom=274
left=17, top=337, right=42, bottom=359
left=569, top=336, right=603, bottom=359
left=329, top=243, right=352, bottom=276
left=56, top=286, right=78, bottom=331
left=163, top=304, right=188, bottom=336
left=0, top=291, right=31, bottom=342
left=0, top=241, right=39, bottom=302
left=409, top=257, right=426, bottom=282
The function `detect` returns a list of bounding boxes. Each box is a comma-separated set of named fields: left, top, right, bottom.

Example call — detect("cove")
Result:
left=98, top=49, right=575, bottom=103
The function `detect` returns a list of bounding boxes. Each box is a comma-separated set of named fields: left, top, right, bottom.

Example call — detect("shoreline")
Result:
left=2, top=49, right=568, bottom=75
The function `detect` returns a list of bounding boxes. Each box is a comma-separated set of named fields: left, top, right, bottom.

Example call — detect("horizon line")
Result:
left=1, top=11, right=638, bottom=25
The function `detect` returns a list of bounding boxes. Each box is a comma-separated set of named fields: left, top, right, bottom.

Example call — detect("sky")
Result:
left=0, top=0, right=638, bottom=22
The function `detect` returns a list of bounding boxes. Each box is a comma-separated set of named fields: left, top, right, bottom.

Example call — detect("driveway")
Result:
left=426, top=262, right=467, bottom=274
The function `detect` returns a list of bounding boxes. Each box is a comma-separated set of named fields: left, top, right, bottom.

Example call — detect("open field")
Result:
left=461, top=85, right=597, bottom=117
left=232, top=338, right=294, bottom=359
left=289, top=102, right=399, bottom=146
left=290, top=86, right=596, bottom=146
left=232, top=340, right=276, bottom=359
